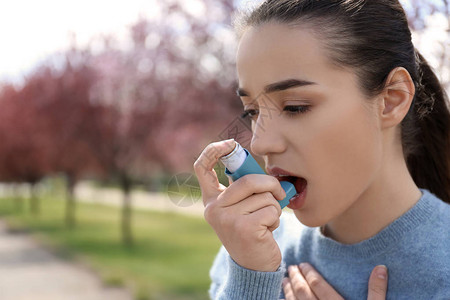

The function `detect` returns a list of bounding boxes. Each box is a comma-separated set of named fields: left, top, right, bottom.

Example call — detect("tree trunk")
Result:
left=13, top=184, right=24, bottom=213
left=120, top=174, right=133, bottom=247
left=29, top=183, right=39, bottom=215
left=65, top=174, right=77, bottom=229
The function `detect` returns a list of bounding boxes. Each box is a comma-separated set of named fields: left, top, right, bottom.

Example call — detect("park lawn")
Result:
left=0, top=195, right=221, bottom=300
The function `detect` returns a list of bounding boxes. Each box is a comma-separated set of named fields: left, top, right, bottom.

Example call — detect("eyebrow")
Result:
left=236, top=78, right=317, bottom=97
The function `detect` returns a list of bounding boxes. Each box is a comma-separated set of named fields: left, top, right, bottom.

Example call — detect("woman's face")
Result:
left=236, top=22, right=384, bottom=227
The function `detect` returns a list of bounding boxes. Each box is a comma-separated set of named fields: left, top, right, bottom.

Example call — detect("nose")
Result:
left=250, top=106, right=286, bottom=157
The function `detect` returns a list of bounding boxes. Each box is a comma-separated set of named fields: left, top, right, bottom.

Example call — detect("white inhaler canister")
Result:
left=219, top=141, right=296, bottom=209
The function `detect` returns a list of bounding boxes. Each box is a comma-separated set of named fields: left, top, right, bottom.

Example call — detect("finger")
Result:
left=237, top=197, right=281, bottom=233
left=282, top=277, right=296, bottom=300
left=247, top=205, right=280, bottom=232
left=218, top=173, right=286, bottom=207
left=233, top=191, right=282, bottom=217
left=299, top=263, right=343, bottom=300
left=193, top=139, right=236, bottom=202
left=268, top=216, right=281, bottom=232
left=288, top=265, right=318, bottom=300
left=367, top=265, right=388, bottom=300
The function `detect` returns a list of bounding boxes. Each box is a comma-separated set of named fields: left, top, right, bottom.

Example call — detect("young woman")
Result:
left=194, top=0, right=450, bottom=299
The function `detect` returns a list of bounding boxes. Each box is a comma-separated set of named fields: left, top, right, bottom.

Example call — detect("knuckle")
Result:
left=276, top=205, right=282, bottom=216
left=239, top=175, right=251, bottom=186
left=270, top=176, right=282, bottom=189
left=216, top=192, right=225, bottom=203
left=193, top=159, right=201, bottom=170
left=203, top=204, right=214, bottom=223
left=269, top=218, right=281, bottom=231
left=263, top=191, right=275, bottom=202
left=203, top=202, right=218, bottom=224
left=369, top=284, right=386, bottom=296
left=269, top=175, right=280, bottom=185
left=308, top=276, right=321, bottom=288
left=209, top=142, right=223, bottom=154
left=268, top=204, right=279, bottom=216
left=205, top=142, right=215, bottom=151
left=202, top=144, right=216, bottom=158
left=193, top=159, right=207, bottom=175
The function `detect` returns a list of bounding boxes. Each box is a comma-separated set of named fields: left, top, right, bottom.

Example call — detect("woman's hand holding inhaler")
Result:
left=194, top=139, right=287, bottom=272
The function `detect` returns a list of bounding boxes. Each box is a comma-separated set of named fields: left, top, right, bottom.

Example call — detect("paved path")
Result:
left=0, top=182, right=205, bottom=300
left=0, top=220, right=133, bottom=300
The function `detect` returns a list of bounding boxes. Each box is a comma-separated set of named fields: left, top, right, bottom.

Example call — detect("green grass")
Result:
left=0, top=195, right=221, bottom=300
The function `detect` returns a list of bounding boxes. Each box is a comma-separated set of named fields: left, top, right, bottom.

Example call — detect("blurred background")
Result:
left=0, top=0, right=448, bottom=299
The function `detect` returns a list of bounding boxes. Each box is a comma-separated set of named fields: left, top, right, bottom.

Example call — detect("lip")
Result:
left=287, top=184, right=307, bottom=210
left=266, top=166, right=302, bottom=178
left=267, top=166, right=308, bottom=209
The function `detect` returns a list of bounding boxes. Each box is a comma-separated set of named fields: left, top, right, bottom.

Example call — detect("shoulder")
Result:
left=394, top=189, right=450, bottom=266
left=421, top=189, right=450, bottom=229
left=395, top=189, right=450, bottom=248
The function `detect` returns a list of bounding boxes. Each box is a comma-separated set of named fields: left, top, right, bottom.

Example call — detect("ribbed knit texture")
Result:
left=209, top=189, right=450, bottom=300
left=219, top=257, right=285, bottom=300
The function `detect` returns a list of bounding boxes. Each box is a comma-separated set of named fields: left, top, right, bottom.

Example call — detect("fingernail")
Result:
left=376, top=265, right=387, bottom=280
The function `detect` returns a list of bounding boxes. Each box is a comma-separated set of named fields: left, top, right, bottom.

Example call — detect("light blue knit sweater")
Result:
left=208, top=189, right=450, bottom=299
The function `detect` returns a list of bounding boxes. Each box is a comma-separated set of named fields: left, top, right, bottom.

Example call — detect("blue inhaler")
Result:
left=220, top=141, right=297, bottom=209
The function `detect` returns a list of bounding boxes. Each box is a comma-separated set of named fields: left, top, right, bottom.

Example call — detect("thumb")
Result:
left=367, top=265, right=388, bottom=300
left=193, top=139, right=236, bottom=203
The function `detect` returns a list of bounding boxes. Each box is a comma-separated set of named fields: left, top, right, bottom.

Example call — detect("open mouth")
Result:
left=275, top=176, right=307, bottom=196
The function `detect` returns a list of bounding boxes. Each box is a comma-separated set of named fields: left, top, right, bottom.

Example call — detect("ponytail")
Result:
left=405, top=50, right=450, bottom=204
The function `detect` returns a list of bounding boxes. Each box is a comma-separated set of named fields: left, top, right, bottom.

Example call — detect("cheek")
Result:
left=297, top=99, right=382, bottom=224
left=317, top=109, right=380, bottom=180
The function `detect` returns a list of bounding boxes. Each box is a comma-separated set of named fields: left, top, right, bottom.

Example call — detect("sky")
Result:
left=0, top=0, right=161, bottom=83
left=0, top=0, right=448, bottom=85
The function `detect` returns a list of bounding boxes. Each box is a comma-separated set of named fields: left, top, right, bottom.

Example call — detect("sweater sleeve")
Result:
left=209, top=247, right=285, bottom=300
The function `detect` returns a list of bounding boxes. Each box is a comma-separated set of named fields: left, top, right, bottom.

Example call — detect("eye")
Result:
left=283, top=105, right=311, bottom=117
left=240, top=105, right=311, bottom=120
left=241, top=109, right=259, bottom=120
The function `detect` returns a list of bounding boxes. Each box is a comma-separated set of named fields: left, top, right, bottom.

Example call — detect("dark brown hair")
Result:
left=233, top=0, right=450, bottom=203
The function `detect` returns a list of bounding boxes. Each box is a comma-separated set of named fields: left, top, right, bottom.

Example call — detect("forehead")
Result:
left=236, top=22, right=333, bottom=92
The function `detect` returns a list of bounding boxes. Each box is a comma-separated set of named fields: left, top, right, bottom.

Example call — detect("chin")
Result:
left=293, top=210, right=329, bottom=228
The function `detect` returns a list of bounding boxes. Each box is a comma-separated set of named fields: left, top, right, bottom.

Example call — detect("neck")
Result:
left=322, top=151, right=422, bottom=244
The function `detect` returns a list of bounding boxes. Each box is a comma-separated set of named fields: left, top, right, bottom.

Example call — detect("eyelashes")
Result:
left=240, top=105, right=311, bottom=120
left=240, top=109, right=254, bottom=119
left=284, top=105, right=311, bottom=115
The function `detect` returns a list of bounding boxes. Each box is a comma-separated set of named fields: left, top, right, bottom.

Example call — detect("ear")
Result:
left=379, top=67, right=415, bottom=129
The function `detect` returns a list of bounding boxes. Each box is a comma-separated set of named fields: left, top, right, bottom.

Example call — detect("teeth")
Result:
left=278, top=175, right=291, bottom=177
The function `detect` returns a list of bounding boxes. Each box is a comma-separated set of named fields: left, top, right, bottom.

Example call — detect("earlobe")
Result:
left=380, top=67, right=415, bottom=129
